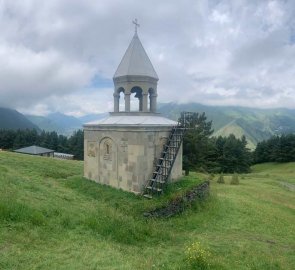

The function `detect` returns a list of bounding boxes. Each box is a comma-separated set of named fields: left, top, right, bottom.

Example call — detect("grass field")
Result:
left=0, top=151, right=294, bottom=269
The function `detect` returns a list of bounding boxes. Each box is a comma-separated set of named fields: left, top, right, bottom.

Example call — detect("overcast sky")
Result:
left=0, top=0, right=294, bottom=116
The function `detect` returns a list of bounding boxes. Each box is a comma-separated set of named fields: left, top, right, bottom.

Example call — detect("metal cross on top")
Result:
left=132, top=18, right=140, bottom=34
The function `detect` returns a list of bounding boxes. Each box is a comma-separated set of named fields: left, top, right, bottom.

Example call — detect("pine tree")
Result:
left=183, top=112, right=214, bottom=171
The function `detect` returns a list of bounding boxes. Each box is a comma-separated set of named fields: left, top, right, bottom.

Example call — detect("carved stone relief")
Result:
left=120, top=139, right=128, bottom=152
left=103, top=139, right=112, bottom=160
left=87, top=142, right=96, bottom=157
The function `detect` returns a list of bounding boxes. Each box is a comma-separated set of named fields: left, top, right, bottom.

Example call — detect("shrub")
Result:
left=208, top=174, right=215, bottom=181
left=217, top=174, right=225, bottom=184
left=230, top=173, right=239, bottom=185
left=185, top=241, right=211, bottom=269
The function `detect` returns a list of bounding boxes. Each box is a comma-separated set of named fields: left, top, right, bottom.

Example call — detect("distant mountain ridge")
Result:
left=0, top=107, right=40, bottom=131
left=26, top=112, right=108, bottom=136
left=158, top=103, right=295, bottom=149
left=1, top=104, right=295, bottom=148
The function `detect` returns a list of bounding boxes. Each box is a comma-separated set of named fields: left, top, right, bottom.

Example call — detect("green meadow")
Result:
left=0, top=151, right=294, bottom=269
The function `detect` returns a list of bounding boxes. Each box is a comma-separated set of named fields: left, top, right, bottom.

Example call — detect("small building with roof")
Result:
left=14, top=145, right=55, bottom=157
left=84, top=22, right=183, bottom=195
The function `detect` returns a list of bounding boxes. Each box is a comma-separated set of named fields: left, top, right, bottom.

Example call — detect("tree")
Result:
left=0, top=129, right=84, bottom=160
left=214, top=135, right=251, bottom=173
left=0, top=130, right=15, bottom=149
left=183, top=112, right=214, bottom=172
left=253, top=134, right=295, bottom=163
left=68, top=130, right=84, bottom=160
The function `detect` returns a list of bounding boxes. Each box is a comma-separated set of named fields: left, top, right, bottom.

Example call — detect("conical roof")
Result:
left=113, top=33, right=158, bottom=80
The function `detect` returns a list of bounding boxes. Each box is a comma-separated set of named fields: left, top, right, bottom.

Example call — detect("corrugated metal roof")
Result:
left=54, top=152, right=74, bottom=157
left=84, top=115, right=177, bottom=126
left=113, top=33, right=158, bottom=80
left=14, top=145, right=54, bottom=155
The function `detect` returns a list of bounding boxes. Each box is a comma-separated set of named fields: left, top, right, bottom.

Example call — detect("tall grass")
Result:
left=0, top=151, right=294, bottom=269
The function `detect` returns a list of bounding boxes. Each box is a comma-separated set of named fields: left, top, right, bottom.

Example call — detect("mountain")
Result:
left=78, top=113, right=109, bottom=123
left=158, top=103, right=295, bottom=149
left=25, top=115, right=63, bottom=133
left=47, top=112, right=82, bottom=130
left=0, top=107, right=40, bottom=131
left=27, top=113, right=83, bottom=136
left=17, top=102, right=295, bottom=148
left=26, top=112, right=109, bottom=136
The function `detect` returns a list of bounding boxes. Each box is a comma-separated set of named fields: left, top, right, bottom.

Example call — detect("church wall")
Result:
left=170, top=143, right=183, bottom=181
left=84, top=125, right=183, bottom=193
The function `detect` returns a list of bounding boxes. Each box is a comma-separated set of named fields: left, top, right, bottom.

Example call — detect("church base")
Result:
left=84, top=123, right=182, bottom=193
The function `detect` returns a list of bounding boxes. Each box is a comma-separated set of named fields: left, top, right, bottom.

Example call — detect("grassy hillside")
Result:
left=0, top=152, right=294, bottom=269
left=158, top=103, right=295, bottom=148
left=0, top=108, right=40, bottom=131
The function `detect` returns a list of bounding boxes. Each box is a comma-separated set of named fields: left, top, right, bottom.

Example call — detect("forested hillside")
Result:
left=0, top=108, right=40, bottom=131
left=2, top=105, right=295, bottom=146
left=158, top=103, right=295, bottom=149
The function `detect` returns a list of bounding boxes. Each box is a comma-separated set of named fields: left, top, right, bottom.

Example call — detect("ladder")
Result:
left=143, top=112, right=195, bottom=198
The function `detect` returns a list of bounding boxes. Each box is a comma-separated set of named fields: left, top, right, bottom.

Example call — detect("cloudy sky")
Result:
left=0, top=0, right=294, bottom=116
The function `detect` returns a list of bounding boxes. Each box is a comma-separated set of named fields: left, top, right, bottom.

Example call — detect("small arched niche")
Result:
left=99, top=137, right=117, bottom=185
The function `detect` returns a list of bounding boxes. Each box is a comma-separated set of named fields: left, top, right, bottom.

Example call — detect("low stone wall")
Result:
left=143, top=181, right=210, bottom=218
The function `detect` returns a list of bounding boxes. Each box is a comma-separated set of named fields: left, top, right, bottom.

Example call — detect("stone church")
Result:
left=84, top=26, right=182, bottom=194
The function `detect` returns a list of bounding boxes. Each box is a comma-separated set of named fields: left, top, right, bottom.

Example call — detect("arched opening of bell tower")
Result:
left=130, top=86, right=143, bottom=111
left=114, top=87, right=125, bottom=112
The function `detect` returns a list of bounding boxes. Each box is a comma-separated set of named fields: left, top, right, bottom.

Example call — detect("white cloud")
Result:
left=0, top=0, right=294, bottom=116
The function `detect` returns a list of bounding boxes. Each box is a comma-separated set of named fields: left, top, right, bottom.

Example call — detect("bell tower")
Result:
left=83, top=21, right=183, bottom=194
left=112, top=20, right=158, bottom=113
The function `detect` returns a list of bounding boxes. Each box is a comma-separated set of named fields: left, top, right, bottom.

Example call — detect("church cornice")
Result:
left=113, top=75, right=158, bottom=84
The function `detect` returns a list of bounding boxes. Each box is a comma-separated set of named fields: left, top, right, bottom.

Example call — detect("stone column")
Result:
left=125, top=93, right=131, bottom=112
left=113, top=93, right=120, bottom=112
left=139, top=96, right=143, bottom=111
left=142, top=93, right=148, bottom=112
left=150, top=94, right=157, bottom=113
